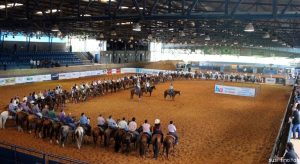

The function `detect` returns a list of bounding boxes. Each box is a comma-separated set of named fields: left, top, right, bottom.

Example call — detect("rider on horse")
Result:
left=32, top=101, right=42, bottom=118
left=107, top=115, right=118, bottom=129
left=128, top=117, right=139, bottom=139
left=152, top=119, right=164, bottom=143
left=65, top=113, right=76, bottom=130
left=79, top=113, right=91, bottom=134
left=168, top=121, right=179, bottom=145
left=118, top=117, right=128, bottom=131
left=145, top=80, right=151, bottom=92
left=141, top=119, right=151, bottom=144
left=97, top=114, right=107, bottom=132
left=169, top=83, right=174, bottom=96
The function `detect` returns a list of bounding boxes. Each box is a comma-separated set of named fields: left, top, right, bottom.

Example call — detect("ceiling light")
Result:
left=100, top=0, right=116, bottom=3
left=83, top=14, right=91, bottom=17
left=262, top=32, right=270, bottom=39
left=130, top=36, right=134, bottom=40
left=244, top=23, right=255, bottom=32
left=111, top=30, right=116, bottom=36
left=99, top=33, right=104, bottom=39
left=133, top=23, right=141, bottom=32
left=120, top=6, right=129, bottom=9
left=118, top=38, right=122, bottom=42
left=205, top=35, right=210, bottom=41
left=0, top=3, right=23, bottom=9
left=271, top=36, right=278, bottom=42
left=179, top=31, right=185, bottom=37
left=51, top=25, right=60, bottom=32
left=147, top=34, right=153, bottom=40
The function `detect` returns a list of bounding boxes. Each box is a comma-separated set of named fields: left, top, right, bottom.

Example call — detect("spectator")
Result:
left=291, top=105, right=300, bottom=139
left=276, top=142, right=299, bottom=164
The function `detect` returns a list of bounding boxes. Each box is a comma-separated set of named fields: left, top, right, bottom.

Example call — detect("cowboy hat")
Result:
left=155, top=119, right=160, bottom=124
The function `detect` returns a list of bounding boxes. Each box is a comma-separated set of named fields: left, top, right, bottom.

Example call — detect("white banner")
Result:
left=215, top=84, right=256, bottom=97
left=121, top=68, right=136, bottom=73
left=265, top=78, right=276, bottom=84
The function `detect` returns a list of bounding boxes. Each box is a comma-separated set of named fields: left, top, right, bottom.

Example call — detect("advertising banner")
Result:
left=107, top=69, right=112, bottom=75
left=265, top=78, right=276, bottom=84
left=214, top=84, right=256, bottom=97
left=51, top=73, right=59, bottom=80
left=121, top=68, right=136, bottom=74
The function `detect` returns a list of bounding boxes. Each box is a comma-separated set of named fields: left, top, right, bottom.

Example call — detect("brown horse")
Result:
left=152, top=134, right=163, bottom=159
left=15, top=111, right=28, bottom=132
left=164, top=90, right=181, bottom=100
left=50, top=121, right=62, bottom=144
left=41, top=119, right=52, bottom=139
left=163, top=135, right=176, bottom=158
left=114, top=129, right=127, bottom=152
left=104, top=128, right=117, bottom=147
left=92, top=126, right=105, bottom=147
left=130, top=88, right=143, bottom=100
left=122, top=131, right=137, bottom=154
left=139, top=133, right=150, bottom=157
left=143, top=86, right=156, bottom=96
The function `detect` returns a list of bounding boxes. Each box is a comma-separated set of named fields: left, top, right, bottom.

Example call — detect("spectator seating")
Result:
left=0, top=51, right=83, bottom=69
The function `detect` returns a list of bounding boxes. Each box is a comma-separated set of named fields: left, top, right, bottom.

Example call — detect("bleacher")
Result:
left=0, top=51, right=83, bottom=69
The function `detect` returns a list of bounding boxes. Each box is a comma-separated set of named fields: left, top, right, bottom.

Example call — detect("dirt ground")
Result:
left=0, top=76, right=291, bottom=164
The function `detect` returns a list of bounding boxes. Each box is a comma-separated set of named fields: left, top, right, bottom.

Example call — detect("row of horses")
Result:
left=2, top=112, right=176, bottom=159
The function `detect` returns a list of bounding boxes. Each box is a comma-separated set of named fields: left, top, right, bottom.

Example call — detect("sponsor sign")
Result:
left=121, top=68, right=136, bottom=73
left=215, top=84, right=256, bottom=97
left=51, top=73, right=59, bottom=80
left=265, top=78, right=276, bottom=84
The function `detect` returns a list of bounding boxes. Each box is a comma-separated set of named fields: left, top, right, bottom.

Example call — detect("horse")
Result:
left=152, top=134, right=163, bottom=159
left=130, top=88, right=143, bottom=100
left=104, top=128, right=117, bottom=147
left=139, top=133, right=150, bottom=157
left=41, top=119, right=52, bottom=139
left=75, top=126, right=85, bottom=149
left=164, top=90, right=181, bottom=100
left=163, top=135, right=176, bottom=159
left=50, top=121, right=62, bottom=144
left=59, top=125, right=74, bottom=148
left=0, top=111, right=13, bottom=129
left=144, top=86, right=156, bottom=96
left=15, top=111, right=28, bottom=132
left=92, top=126, right=105, bottom=147
left=122, top=131, right=138, bottom=154
left=114, top=129, right=127, bottom=152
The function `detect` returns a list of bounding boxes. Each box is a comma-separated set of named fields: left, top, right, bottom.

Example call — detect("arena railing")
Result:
left=269, top=86, right=295, bottom=163
left=0, top=141, right=88, bottom=164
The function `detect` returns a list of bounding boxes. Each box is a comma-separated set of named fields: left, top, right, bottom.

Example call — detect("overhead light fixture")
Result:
left=130, top=36, right=134, bottom=40
left=120, top=6, right=129, bottom=9
left=179, top=31, right=185, bottom=37
left=51, top=25, right=60, bottom=32
left=262, top=32, right=270, bottom=39
left=99, top=33, right=104, bottom=39
left=147, top=34, right=153, bottom=40
left=133, top=23, right=141, bottom=31
left=272, top=36, right=278, bottom=42
left=118, top=38, right=122, bottom=42
left=244, top=23, right=255, bottom=32
left=111, top=30, right=116, bottom=36
left=205, top=35, right=210, bottom=41
left=0, top=3, right=23, bottom=9
left=100, top=0, right=116, bottom=3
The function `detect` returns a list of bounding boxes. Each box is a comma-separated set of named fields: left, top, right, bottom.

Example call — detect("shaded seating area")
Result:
left=0, top=51, right=83, bottom=70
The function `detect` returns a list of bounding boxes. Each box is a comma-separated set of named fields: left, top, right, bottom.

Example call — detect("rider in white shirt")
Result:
left=142, top=119, right=151, bottom=136
left=118, top=117, right=128, bottom=131
left=168, top=121, right=178, bottom=144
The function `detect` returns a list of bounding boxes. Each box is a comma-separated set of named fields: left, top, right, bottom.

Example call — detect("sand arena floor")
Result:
left=0, top=75, right=292, bottom=164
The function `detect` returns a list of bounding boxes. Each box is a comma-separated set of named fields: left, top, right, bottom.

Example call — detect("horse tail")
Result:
left=0, top=113, right=3, bottom=129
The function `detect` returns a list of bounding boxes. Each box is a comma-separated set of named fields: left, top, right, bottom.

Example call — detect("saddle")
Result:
left=167, top=134, right=176, bottom=144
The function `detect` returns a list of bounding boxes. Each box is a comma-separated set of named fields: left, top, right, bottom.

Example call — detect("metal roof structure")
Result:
left=0, top=0, right=300, bottom=47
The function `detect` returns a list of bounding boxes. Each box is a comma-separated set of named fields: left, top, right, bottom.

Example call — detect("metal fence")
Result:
left=0, top=141, right=88, bottom=164
left=269, top=86, right=295, bottom=163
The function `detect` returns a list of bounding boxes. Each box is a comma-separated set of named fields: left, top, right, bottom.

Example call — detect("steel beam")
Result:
left=224, top=0, right=228, bottom=16
left=132, top=0, right=142, bottom=18
left=281, top=0, right=293, bottom=15
left=113, top=0, right=123, bottom=17
left=231, top=0, right=243, bottom=16
left=187, top=0, right=198, bottom=15
left=150, top=0, right=159, bottom=15
left=273, top=0, right=277, bottom=18
left=81, top=0, right=93, bottom=16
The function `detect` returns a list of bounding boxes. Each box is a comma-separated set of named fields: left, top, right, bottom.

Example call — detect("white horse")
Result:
left=0, top=111, right=13, bottom=129
left=75, top=126, right=84, bottom=149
